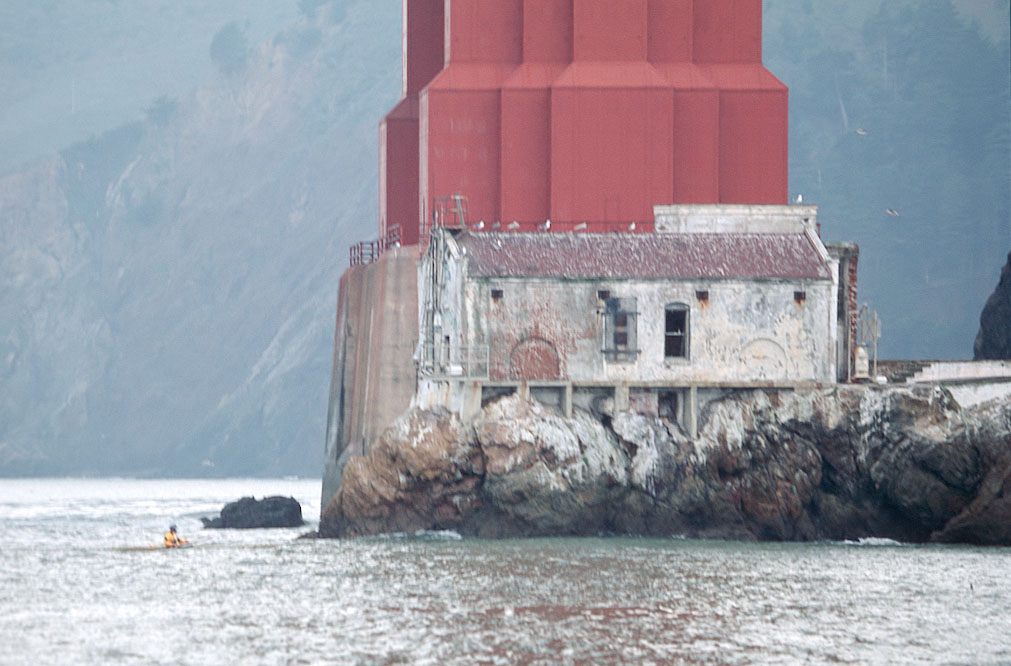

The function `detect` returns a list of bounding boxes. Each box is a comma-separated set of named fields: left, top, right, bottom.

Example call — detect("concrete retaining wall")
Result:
left=322, top=246, right=420, bottom=510
left=908, top=361, right=1011, bottom=384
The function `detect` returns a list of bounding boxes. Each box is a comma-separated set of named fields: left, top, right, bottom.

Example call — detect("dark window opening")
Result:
left=481, top=386, right=516, bottom=407
left=491, top=288, right=503, bottom=302
left=614, top=313, right=629, bottom=350
left=604, top=297, right=638, bottom=361
left=597, top=289, right=610, bottom=301
left=659, top=390, right=680, bottom=423
left=696, top=290, right=709, bottom=302
left=665, top=304, right=689, bottom=359
left=794, top=291, right=807, bottom=304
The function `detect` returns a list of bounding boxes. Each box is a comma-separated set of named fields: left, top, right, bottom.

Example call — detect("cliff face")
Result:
left=320, top=388, right=1011, bottom=545
left=975, top=252, right=1011, bottom=360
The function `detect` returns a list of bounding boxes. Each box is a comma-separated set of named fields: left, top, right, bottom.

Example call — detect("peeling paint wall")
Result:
left=462, top=276, right=834, bottom=385
left=415, top=207, right=845, bottom=420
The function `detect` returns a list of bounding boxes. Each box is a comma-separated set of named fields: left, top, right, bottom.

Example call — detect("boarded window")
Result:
left=604, top=297, right=638, bottom=361
left=665, top=303, right=689, bottom=359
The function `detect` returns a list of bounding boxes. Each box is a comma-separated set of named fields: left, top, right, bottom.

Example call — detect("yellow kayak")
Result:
left=114, top=544, right=194, bottom=552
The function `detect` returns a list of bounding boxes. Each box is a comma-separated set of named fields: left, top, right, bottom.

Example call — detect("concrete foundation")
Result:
left=322, top=246, right=420, bottom=509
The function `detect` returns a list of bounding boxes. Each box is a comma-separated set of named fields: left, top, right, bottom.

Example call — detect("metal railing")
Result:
left=417, top=342, right=489, bottom=380
left=420, top=194, right=469, bottom=251
left=349, top=224, right=402, bottom=267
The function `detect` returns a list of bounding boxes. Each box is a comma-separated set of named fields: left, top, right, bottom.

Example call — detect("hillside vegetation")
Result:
left=0, top=0, right=300, bottom=175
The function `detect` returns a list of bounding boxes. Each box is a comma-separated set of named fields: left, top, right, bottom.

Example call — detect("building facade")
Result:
left=415, top=205, right=841, bottom=436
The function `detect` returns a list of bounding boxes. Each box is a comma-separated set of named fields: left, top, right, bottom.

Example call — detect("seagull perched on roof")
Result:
left=472, top=220, right=484, bottom=230
left=628, top=221, right=636, bottom=231
left=573, top=222, right=587, bottom=231
left=886, top=208, right=900, bottom=217
left=538, top=219, right=551, bottom=231
left=491, top=221, right=500, bottom=230
left=507, top=221, right=520, bottom=230
left=795, top=193, right=803, bottom=204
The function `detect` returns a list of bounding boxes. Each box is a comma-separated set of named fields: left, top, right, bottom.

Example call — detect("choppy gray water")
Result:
left=1, top=479, right=1009, bottom=665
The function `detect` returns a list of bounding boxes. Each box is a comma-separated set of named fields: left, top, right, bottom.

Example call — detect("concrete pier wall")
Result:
left=322, top=247, right=420, bottom=509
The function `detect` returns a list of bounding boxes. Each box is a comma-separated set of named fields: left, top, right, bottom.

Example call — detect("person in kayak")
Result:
left=164, top=525, right=189, bottom=548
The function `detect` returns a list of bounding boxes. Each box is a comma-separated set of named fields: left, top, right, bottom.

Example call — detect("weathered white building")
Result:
left=415, top=205, right=847, bottom=436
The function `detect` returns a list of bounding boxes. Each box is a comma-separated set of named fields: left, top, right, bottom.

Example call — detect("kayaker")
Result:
left=164, top=525, right=189, bottom=548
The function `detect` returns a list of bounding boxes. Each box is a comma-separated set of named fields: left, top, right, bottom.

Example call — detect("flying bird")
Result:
left=886, top=208, right=900, bottom=217
left=855, top=128, right=868, bottom=136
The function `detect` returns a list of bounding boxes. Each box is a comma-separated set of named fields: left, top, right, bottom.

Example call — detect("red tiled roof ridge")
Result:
left=456, top=230, right=832, bottom=281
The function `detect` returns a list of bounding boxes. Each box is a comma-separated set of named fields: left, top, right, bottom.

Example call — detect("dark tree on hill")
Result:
left=298, top=0, right=329, bottom=16
left=144, top=95, right=177, bottom=126
left=210, top=22, right=248, bottom=76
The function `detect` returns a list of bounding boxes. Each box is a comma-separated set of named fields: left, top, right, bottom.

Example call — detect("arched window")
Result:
left=665, top=303, right=689, bottom=359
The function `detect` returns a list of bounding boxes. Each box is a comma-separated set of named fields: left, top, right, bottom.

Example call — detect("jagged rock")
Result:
left=325, top=408, right=481, bottom=536
left=975, top=251, right=1011, bottom=360
left=320, top=387, right=1011, bottom=545
left=201, top=495, right=304, bottom=529
left=474, top=398, right=630, bottom=536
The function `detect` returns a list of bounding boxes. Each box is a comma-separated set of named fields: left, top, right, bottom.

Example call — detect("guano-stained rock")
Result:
left=319, top=388, right=1011, bottom=545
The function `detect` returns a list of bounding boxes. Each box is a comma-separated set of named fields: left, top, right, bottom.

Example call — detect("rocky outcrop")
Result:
left=320, top=388, right=1011, bottom=545
left=975, top=252, right=1011, bottom=360
left=201, top=496, right=304, bottom=528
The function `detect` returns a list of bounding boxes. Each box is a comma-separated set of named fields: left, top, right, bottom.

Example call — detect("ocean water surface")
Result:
left=1, top=478, right=1008, bottom=665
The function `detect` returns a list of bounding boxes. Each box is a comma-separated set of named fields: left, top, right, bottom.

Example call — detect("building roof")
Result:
left=457, top=231, right=832, bottom=281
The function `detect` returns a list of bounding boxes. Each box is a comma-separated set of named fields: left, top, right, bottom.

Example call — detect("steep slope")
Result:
left=0, top=2, right=400, bottom=475
left=766, top=0, right=1010, bottom=359
left=0, top=0, right=300, bottom=175
left=975, top=252, right=1011, bottom=360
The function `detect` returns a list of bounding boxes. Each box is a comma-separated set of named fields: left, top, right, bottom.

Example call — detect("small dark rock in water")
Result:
left=201, top=495, right=304, bottom=529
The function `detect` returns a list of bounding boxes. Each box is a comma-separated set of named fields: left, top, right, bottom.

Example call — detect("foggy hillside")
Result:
left=0, top=0, right=300, bottom=175
left=1, top=0, right=400, bottom=476
left=766, top=0, right=1010, bottom=359
left=0, top=0, right=1007, bottom=476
